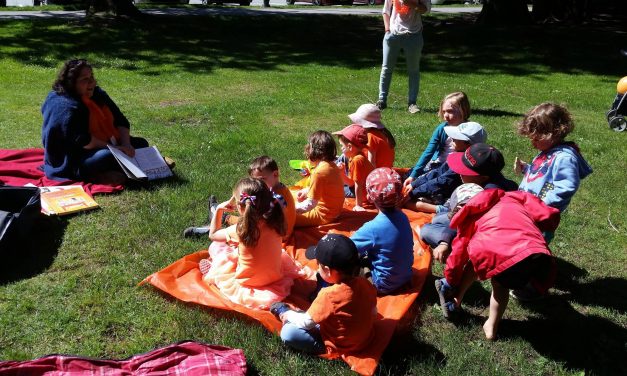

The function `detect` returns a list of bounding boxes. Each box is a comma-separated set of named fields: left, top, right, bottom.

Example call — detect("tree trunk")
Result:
left=87, top=0, right=142, bottom=17
left=477, top=0, right=531, bottom=25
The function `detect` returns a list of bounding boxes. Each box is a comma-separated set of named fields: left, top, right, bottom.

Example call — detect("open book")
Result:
left=40, top=185, right=99, bottom=216
left=108, top=145, right=173, bottom=181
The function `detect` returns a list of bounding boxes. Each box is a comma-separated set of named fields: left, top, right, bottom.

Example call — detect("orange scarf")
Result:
left=82, top=96, right=120, bottom=144
left=393, top=0, right=412, bottom=16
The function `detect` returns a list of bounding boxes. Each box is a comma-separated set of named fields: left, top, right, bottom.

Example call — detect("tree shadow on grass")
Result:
left=501, top=295, right=627, bottom=374
left=553, top=257, right=626, bottom=314
left=0, top=215, right=66, bottom=285
left=377, top=329, right=446, bottom=375
left=429, top=257, right=627, bottom=374
left=0, top=12, right=625, bottom=77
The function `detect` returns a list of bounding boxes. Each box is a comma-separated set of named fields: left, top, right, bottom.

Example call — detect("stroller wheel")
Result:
left=606, top=109, right=617, bottom=121
left=609, top=116, right=627, bottom=132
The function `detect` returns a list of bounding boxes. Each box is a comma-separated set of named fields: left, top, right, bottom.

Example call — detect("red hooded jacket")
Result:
left=445, top=189, right=560, bottom=287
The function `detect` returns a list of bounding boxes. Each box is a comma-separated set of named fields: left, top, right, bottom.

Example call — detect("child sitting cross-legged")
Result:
left=200, top=177, right=302, bottom=310
left=350, top=168, right=414, bottom=295
left=271, top=234, right=378, bottom=355
left=402, top=121, right=487, bottom=210
left=435, top=184, right=560, bottom=340
left=295, top=131, right=345, bottom=227
left=333, top=124, right=375, bottom=211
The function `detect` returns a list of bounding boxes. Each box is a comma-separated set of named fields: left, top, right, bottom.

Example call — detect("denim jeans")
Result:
left=280, top=322, right=325, bottom=354
left=378, top=31, right=424, bottom=105
left=420, top=212, right=456, bottom=248
left=78, top=136, right=149, bottom=179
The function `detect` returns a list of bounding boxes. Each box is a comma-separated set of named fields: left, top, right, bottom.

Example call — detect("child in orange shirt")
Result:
left=248, top=156, right=296, bottom=240
left=295, top=131, right=345, bottom=227
left=200, top=178, right=303, bottom=309
left=271, top=234, right=378, bottom=354
left=334, top=124, right=375, bottom=211
left=348, top=103, right=396, bottom=168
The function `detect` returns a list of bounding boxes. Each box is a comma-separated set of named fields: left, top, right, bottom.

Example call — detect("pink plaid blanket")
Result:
left=0, top=340, right=247, bottom=375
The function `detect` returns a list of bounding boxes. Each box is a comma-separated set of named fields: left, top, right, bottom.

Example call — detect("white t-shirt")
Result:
left=382, top=0, right=431, bottom=35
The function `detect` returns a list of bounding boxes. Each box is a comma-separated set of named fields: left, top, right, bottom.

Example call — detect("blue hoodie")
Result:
left=518, top=143, right=592, bottom=212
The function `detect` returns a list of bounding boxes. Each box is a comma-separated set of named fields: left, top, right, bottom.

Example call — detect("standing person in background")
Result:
left=377, top=0, right=431, bottom=114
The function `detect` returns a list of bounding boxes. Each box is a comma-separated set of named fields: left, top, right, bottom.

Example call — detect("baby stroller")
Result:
left=607, top=76, right=627, bottom=132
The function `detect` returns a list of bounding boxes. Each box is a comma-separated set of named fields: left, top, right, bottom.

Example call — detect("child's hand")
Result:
left=218, top=196, right=236, bottom=211
left=353, top=205, right=365, bottom=212
left=513, top=157, right=527, bottom=175
left=432, top=242, right=451, bottom=263
left=403, top=176, right=414, bottom=187
left=336, top=161, right=345, bottom=171
left=402, top=183, right=412, bottom=198
left=296, top=188, right=308, bottom=202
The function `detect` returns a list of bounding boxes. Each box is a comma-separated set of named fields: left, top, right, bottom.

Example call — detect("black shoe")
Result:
left=183, top=226, right=210, bottom=238
left=269, top=302, right=290, bottom=319
left=376, top=99, right=387, bottom=110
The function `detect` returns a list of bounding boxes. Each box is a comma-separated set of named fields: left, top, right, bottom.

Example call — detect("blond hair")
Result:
left=438, top=92, right=471, bottom=122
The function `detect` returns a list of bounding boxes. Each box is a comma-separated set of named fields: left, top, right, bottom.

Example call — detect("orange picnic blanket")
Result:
left=142, top=200, right=433, bottom=375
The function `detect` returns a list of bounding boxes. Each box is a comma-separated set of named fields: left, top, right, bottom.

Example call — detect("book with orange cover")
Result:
left=40, top=185, right=99, bottom=216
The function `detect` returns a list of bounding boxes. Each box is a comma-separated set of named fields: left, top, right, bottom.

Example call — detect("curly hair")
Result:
left=517, top=102, right=574, bottom=142
left=304, top=130, right=337, bottom=162
left=52, top=59, right=92, bottom=96
left=438, top=92, right=471, bottom=122
left=234, top=178, right=286, bottom=248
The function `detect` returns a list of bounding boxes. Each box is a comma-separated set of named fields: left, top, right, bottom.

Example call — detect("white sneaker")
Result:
left=408, top=104, right=420, bottom=114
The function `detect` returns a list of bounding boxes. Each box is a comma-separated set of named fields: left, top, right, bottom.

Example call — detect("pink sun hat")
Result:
left=348, top=104, right=385, bottom=130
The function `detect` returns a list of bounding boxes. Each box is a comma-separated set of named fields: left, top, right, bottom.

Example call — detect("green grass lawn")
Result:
left=0, top=11, right=625, bottom=375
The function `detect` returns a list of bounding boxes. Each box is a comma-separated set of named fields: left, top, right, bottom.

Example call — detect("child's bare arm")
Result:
left=414, top=201, right=437, bottom=213
left=339, top=168, right=353, bottom=186
left=354, top=181, right=367, bottom=211
left=209, top=198, right=235, bottom=241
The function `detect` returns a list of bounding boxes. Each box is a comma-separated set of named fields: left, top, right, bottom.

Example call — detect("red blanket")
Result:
left=0, top=340, right=247, bottom=375
left=142, top=200, right=433, bottom=375
left=0, top=148, right=123, bottom=196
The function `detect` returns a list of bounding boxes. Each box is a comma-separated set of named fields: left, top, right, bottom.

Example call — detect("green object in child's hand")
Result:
left=289, top=160, right=307, bottom=170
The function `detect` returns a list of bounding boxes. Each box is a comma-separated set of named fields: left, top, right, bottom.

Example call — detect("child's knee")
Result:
left=279, top=322, right=298, bottom=344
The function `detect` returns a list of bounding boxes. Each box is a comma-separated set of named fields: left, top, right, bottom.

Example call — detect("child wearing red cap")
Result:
left=350, top=168, right=414, bottom=294
left=271, top=234, right=377, bottom=354
left=334, top=124, right=375, bottom=211
left=418, top=143, right=518, bottom=263
left=435, top=184, right=560, bottom=340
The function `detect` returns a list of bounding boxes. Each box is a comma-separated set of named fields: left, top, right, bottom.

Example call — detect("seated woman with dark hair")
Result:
left=41, top=59, right=149, bottom=184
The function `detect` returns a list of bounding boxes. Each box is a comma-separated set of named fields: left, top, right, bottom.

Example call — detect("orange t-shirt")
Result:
left=307, top=277, right=378, bottom=353
left=273, top=183, right=296, bottom=240
left=230, top=221, right=284, bottom=288
left=348, top=154, right=375, bottom=187
left=307, top=160, right=345, bottom=222
left=367, top=129, right=395, bottom=168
